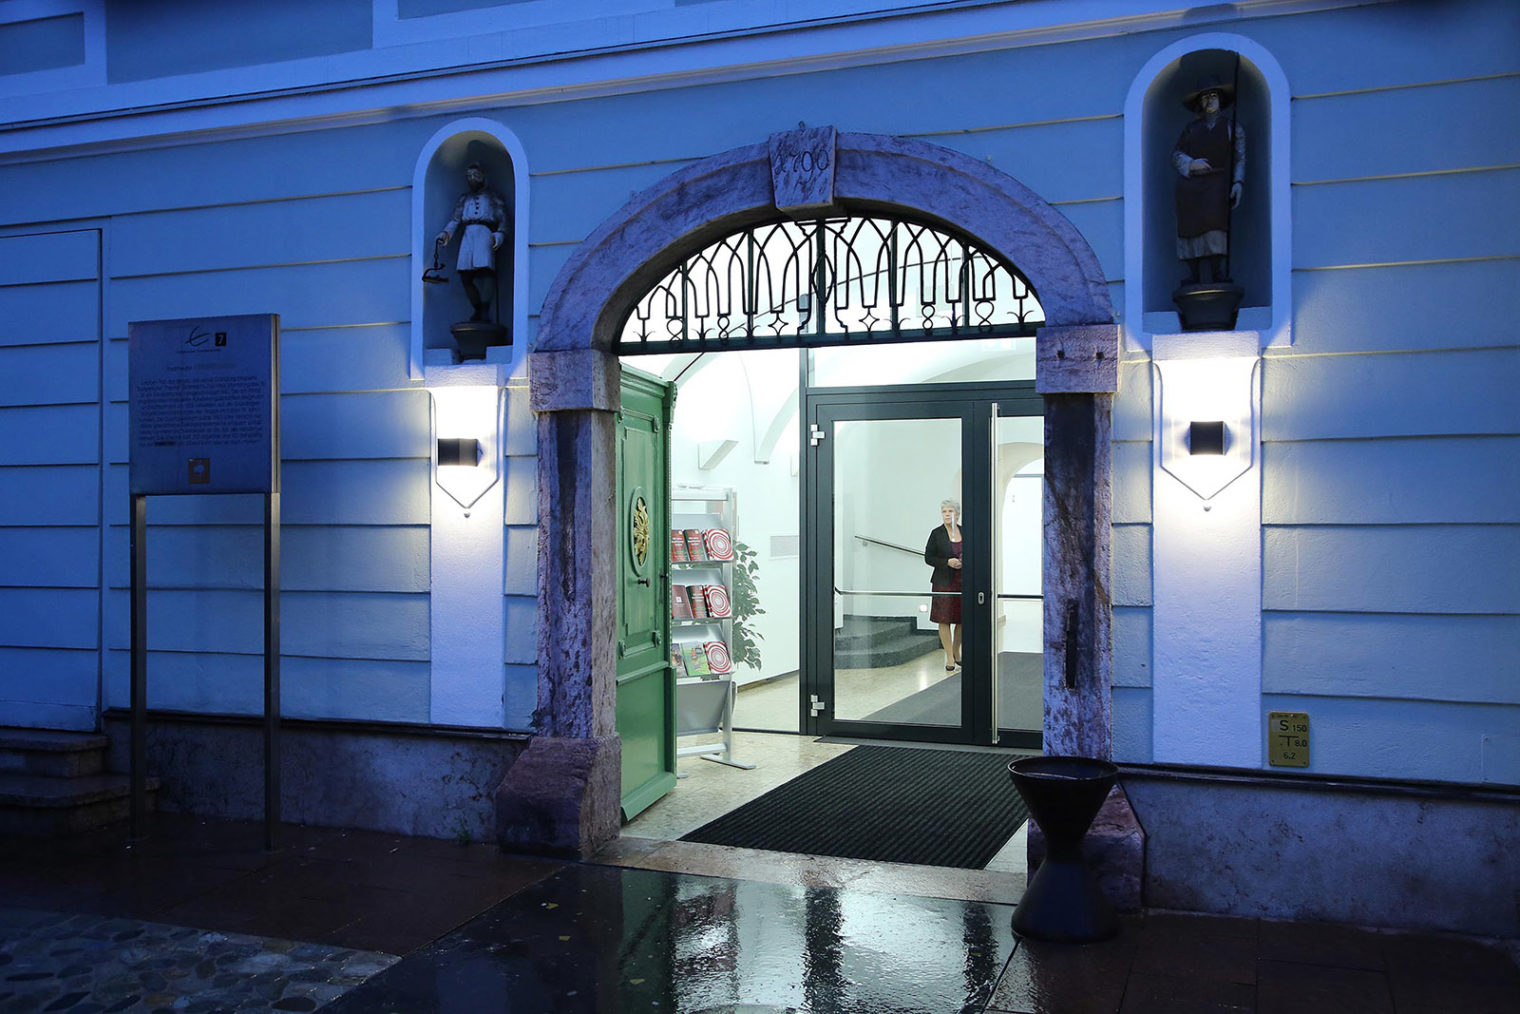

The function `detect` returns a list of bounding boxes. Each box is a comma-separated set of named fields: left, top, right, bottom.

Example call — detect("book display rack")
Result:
left=669, top=488, right=738, bottom=678
left=671, top=486, right=754, bottom=770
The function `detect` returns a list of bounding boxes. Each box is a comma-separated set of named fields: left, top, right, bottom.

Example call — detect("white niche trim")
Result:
left=1123, top=33, right=1293, bottom=353
left=411, top=117, right=530, bottom=379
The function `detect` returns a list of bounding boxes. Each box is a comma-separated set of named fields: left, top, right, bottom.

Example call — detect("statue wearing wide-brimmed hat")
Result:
left=1171, top=71, right=1246, bottom=329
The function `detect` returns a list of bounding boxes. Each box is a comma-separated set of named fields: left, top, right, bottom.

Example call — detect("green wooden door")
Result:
left=616, top=367, right=677, bottom=820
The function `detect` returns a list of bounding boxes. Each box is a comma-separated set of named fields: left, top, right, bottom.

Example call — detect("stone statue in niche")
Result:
left=1171, top=70, right=1246, bottom=331
left=430, top=162, right=510, bottom=359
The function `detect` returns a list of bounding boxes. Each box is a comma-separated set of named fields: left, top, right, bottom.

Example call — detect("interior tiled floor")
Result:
left=621, top=730, right=852, bottom=841
left=732, top=648, right=987, bottom=733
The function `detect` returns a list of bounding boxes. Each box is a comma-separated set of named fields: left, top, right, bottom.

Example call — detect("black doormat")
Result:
left=679, top=745, right=1031, bottom=869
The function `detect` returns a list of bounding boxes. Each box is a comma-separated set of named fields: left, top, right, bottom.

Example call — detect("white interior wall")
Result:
left=835, top=417, right=961, bottom=631
left=999, top=469, right=1043, bottom=655
left=666, top=351, right=801, bottom=686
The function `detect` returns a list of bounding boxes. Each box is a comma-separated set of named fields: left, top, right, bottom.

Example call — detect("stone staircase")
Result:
left=0, top=726, right=159, bottom=836
left=834, top=615, right=940, bottom=668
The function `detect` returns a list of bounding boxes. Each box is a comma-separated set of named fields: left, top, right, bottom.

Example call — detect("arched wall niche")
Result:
left=510, top=128, right=1120, bottom=858
left=410, top=118, right=530, bottom=375
left=1123, top=34, right=1292, bottom=348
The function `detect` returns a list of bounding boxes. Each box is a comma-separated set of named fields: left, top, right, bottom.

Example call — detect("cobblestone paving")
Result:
left=0, top=908, right=397, bottom=1013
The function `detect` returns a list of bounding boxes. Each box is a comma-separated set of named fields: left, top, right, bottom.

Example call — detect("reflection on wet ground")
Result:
left=325, top=862, right=1520, bottom=1014
left=325, top=863, right=1015, bottom=1014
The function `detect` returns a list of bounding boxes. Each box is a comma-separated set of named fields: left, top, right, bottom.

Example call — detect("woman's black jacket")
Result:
left=924, top=525, right=961, bottom=586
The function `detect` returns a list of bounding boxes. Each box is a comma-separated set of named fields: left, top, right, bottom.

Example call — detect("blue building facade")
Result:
left=0, top=0, right=1516, bottom=937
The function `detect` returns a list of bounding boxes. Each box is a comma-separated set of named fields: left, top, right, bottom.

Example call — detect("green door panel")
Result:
left=616, top=367, right=677, bottom=820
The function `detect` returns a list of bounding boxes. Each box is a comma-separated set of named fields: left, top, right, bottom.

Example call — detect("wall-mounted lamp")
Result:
left=437, top=437, right=481, bottom=468
left=1187, top=421, right=1226, bottom=455
left=1154, top=355, right=1261, bottom=502
left=428, top=374, right=503, bottom=512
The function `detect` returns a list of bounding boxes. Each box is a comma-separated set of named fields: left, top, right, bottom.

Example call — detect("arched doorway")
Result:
left=503, top=127, right=1119, bottom=856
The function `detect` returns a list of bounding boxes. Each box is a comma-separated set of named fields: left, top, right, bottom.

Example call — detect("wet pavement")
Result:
left=322, top=862, right=1520, bottom=1014
left=324, top=863, right=1017, bottom=1013
left=2, top=813, right=1518, bottom=1013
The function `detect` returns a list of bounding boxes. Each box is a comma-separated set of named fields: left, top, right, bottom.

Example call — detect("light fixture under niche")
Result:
left=1153, top=354, right=1260, bottom=502
left=429, top=377, right=503, bottom=512
left=1188, top=420, right=1226, bottom=455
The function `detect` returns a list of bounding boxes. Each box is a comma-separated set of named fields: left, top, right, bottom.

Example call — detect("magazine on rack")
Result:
left=703, top=640, right=733, bottom=675
left=701, top=528, right=735, bottom=561
left=682, top=643, right=711, bottom=677
left=671, top=584, right=693, bottom=620
left=701, top=584, right=732, bottom=618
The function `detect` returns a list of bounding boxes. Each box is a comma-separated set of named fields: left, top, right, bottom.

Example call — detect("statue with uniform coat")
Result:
left=426, top=161, right=511, bottom=359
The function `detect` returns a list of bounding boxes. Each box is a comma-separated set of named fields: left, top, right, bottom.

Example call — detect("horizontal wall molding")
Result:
left=0, top=1, right=1376, bottom=163
left=1120, top=760, right=1520, bottom=803
left=1294, top=163, right=1520, bottom=188
left=1291, top=254, right=1520, bottom=273
left=103, top=705, right=530, bottom=741
left=1293, top=69, right=1520, bottom=102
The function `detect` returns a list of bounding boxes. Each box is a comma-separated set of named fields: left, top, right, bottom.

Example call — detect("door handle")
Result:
left=636, top=578, right=650, bottom=587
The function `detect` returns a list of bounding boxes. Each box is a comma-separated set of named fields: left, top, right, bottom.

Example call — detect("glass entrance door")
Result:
left=805, top=387, right=1042, bottom=746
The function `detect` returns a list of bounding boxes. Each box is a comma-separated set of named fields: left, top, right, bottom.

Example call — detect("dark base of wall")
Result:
left=1119, top=765, right=1520, bottom=939
left=103, top=711, right=530, bottom=842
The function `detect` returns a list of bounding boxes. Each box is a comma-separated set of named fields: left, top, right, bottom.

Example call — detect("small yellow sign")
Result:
left=1268, top=711, right=1310, bottom=767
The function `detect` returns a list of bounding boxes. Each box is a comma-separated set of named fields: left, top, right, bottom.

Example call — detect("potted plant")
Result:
left=728, top=540, right=765, bottom=670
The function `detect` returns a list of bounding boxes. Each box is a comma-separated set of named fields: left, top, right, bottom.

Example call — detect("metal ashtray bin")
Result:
left=1007, top=755, right=1119, bottom=943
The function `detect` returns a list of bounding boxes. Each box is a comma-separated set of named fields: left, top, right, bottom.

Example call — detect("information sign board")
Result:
left=1267, top=711, right=1310, bottom=767
left=128, top=314, right=279, bottom=495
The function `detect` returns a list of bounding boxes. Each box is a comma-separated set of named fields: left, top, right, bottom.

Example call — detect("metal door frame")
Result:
left=802, top=381, right=1043, bottom=746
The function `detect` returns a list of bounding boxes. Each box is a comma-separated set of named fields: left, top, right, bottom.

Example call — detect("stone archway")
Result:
left=499, top=127, right=1120, bottom=857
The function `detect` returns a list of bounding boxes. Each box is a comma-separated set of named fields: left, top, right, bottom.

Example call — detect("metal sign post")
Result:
left=130, top=494, right=147, bottom=840
left=127, top=313, right=281, bottom=850
left=263, top=491, right=281, bottom=851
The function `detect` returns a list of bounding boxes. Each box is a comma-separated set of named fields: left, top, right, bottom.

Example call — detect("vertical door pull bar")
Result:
left=989, top=402, right=1000, bottom=742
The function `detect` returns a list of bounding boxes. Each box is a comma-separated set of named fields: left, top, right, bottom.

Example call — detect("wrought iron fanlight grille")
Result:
left=617, top=215, right=1044, bottom=353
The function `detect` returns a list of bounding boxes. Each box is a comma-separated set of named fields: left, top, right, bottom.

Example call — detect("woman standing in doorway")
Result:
left=924, top=499, right=963, bottom=674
